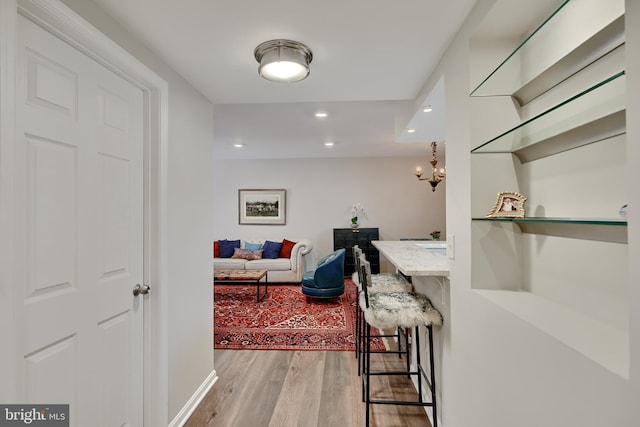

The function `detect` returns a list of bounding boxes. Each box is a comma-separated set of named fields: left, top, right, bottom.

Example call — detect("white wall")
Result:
left=409, top=0, right=637, bottom=426
left=625, top=0, right=640, bottom=421
left=212, top=156, right=446, bottom=271
left=164, top=80, right=215, bottom=420
left=59, top=0, right=215, bottom=422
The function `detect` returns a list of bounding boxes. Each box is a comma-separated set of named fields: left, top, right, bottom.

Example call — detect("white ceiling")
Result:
left=89, top=0, right=478, bottom=159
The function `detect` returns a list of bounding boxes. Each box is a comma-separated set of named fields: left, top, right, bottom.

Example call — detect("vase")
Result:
left=351, top=222, right=359, bottom=229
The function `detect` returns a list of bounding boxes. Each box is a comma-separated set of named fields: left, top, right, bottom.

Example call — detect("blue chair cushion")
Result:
left=302, top=270, right=315, bottom=285
left=301, top=248, right=346, bottom=299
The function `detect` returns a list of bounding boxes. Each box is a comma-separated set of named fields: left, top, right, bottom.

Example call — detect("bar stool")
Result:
left=359, top=263, right=442, bottom=427
left=355, top=254, right=413, bottom=377
left=352, top=247, right=412, bottom=374
left=351, top=245, right=411, bottom=292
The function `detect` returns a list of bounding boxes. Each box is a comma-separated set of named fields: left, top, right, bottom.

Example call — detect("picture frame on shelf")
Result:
left=486, top=191, right=527, bottom=218
left=238, top=189, right=286, bottom=225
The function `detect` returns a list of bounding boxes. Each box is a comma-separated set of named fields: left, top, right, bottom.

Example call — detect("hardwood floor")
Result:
left=185, top=349, right=432, bottom=427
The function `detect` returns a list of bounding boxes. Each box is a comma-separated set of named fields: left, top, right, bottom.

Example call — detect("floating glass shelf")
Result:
left=470, top=0, right=624, bottom=103
left=471, top=71, right=626, bottom=162
left=472, top=217, right=627, bottom=243
left=472, top=217, right=626, bottom=226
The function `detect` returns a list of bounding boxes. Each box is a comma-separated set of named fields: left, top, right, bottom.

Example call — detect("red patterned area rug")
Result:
left=214, top=279, right=385, bottom=351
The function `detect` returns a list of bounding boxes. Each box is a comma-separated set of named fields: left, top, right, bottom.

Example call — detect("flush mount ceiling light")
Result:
left=254, top=39, right=313, bottom=83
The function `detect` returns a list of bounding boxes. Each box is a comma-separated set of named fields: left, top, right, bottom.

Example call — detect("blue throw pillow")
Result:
left=262, top=240, right=283, bottom=259
left=219, top=239, right=240, bottom=258
left=244, top=241, right=263, bottom=250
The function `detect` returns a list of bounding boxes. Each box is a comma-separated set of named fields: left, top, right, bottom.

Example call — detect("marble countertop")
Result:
left=372, top=240, right=450, bottom=277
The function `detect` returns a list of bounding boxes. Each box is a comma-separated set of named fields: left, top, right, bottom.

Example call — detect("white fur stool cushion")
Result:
left=361, top=291, right=443, bottom=330
left=351, top=271, right=413, bottom=293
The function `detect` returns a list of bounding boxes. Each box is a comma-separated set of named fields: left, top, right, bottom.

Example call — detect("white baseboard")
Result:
left=169, top=369, right=219, bottom=427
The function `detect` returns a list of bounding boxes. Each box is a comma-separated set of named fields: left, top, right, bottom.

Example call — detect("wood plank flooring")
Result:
left=185, top=350, right=432, bottom=427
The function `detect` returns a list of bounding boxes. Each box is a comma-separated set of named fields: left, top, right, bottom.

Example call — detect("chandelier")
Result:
left=415, top=141, right=446, bottom=192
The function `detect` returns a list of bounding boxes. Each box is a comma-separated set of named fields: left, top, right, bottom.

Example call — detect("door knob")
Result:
left=133, top=284, right=151, bottom=297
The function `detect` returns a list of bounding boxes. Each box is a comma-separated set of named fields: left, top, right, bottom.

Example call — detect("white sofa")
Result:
left=214, top=238, right=313, bottom=283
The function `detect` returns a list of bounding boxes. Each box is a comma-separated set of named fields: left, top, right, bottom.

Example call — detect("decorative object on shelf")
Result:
left=238, top=189, right=286, bottom=225
left=619, top=204, right=628, bottom=218
left=415, top=141, right=446, bottom=192
left=430, top=230, right=441, bottom=240
left=351, top=203, right=366, bottom=228
left=254, top=39, right=313, bottom=83
left=486, top=191, right=527, bottom=218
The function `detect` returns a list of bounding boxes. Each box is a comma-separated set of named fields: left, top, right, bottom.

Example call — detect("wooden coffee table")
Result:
left=214, top=269, right=268, bottom=302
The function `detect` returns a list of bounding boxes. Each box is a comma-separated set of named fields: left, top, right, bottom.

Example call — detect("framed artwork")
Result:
left=238, top=189, right=286, bottom=225
left=486, top=191, right=527, bottom=218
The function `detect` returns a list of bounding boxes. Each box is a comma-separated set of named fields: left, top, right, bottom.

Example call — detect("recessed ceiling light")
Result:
left=233, top=143, right=245, bottom=148
left=315, top=112, right=328, bottom=118
left=407, top=129, right=416, bottom=133
left=324, top=141, right=335, bottom=147
left=423, top=105, right=433, bottom=113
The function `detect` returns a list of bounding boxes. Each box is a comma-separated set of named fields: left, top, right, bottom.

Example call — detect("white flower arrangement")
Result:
left=351, top=203, right=366, bottom=225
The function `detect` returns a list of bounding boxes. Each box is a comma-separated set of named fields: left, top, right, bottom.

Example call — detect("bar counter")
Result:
left=372, top=240, right=450, bottom=277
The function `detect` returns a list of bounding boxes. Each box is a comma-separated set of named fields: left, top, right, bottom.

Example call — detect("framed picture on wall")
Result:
left=238, top=189, right=286, bottom=225
left=486, top=191, right=527, bottom=218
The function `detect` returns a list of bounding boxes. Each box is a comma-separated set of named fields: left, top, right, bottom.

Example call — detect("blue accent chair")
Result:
left=301, top=248, right=346, bottom=299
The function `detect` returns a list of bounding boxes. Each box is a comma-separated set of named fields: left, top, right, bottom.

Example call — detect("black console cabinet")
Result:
left=333, top=228, right=380, bottom=277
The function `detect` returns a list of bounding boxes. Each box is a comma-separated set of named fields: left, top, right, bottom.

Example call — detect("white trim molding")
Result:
left=169, top=370, right=219, bottom=427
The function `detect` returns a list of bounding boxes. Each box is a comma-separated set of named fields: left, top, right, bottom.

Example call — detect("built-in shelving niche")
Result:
left=469, top=0, right=628, bottom=378
left=472, top=71, right=628, bottom=244
left=471, top=220, right=629, bottom=378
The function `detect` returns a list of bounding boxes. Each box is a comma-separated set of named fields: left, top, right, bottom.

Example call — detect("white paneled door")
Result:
left=15, top=13, right=145, bottom=426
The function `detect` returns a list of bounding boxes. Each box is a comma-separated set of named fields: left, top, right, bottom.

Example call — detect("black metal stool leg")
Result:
left=405, top=327, right=411, bottom=377
left=355, top=295, right=360, bottom=360
left=428, top=324, right=437, bottom=427
left=365, top=322, right=371, bottom=426
left=358, top=309, right=364, bottom=377
left=415, top=326, right=423, bottom=403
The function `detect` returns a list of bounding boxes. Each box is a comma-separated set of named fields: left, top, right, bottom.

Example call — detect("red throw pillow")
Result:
left=214, top=240, right=220, bottom=257
left=280, top=239, right=297, bottom=258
